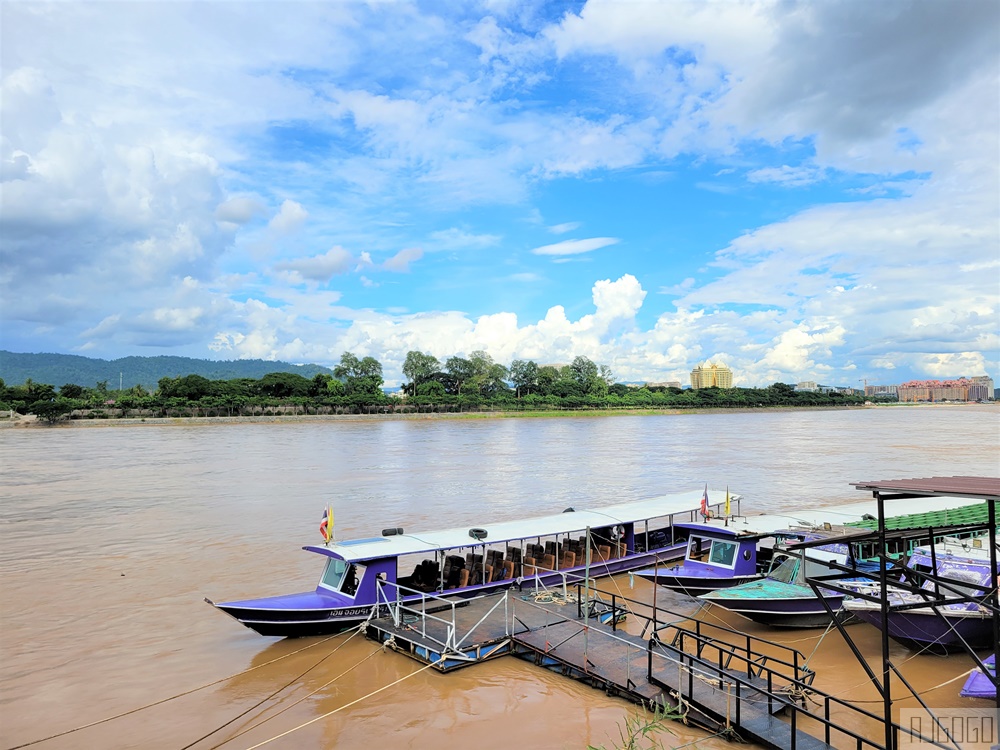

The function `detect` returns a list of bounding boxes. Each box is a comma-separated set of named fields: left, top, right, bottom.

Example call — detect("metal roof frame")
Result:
left=806, top=476, right=999, bottom=750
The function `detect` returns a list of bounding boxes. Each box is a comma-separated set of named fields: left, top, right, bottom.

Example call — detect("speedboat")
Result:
left=697, top=525, right=870, bottom=627
left=842, top=535, right=998, bottom=653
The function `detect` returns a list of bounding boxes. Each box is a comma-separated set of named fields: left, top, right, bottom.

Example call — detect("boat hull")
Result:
left=847, top=606, right=995, bottom=654
left=634, top=569, right=763, bottom=598
left=210, top=546, right=684, bottom=637
left=699, top=580, right=848, bottom=628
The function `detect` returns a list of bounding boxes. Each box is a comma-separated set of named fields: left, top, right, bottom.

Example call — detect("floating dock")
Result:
left=366, top=586, right=856, bottom=749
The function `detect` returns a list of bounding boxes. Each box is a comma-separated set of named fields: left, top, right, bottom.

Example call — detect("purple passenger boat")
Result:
left=207, top=489, right=736, bottom=637
left=633, top=522, right=767, bottom=597
left=842, top=534, right=999, bottom=654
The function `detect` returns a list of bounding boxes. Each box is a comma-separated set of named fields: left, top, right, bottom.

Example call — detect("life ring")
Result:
left=469, top=527, right=488, bottom=540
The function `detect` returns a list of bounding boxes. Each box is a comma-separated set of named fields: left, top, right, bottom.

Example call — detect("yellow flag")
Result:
left=321, top=505, right=334, bottom=543
left=724, top=487, right=731, bottom=516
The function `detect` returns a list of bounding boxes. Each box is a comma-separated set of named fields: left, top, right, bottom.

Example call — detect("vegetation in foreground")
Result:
left=1, top=350, right=874, bottom=424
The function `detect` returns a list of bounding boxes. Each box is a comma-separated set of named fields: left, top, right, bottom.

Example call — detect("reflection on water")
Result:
left=0, top=406, right=996, bottom=749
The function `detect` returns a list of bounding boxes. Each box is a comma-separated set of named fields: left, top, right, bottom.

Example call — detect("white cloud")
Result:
left=382, top=247, right=424, bottom=273
left=548, top=222, right=581, bottom=234
left=746, top=165, right=822, bottom=187
left=273, top=246, right=355, bottom=282
left=267, top=199, right=308, bottom=234
left=215, top=196, right=266, bottom=225
left=428, top=227, right=502, bottom=250
left=531, top=237, right=620, bottom=256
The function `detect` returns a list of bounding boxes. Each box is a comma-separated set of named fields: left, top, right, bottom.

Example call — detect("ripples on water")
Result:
left=0, top=407, right=996, bottom=749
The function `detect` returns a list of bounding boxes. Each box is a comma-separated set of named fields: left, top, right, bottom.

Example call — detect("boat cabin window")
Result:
left=320, top=557, right=360, bottom=595
left=768, top=554, right=799, bottom=583
left=708, top=540, right=737, bottom=567
left=687, top=537, right=706, bottom=560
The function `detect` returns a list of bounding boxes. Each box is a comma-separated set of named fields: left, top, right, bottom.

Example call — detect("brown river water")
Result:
left=1, top=406, right=997, bottom=749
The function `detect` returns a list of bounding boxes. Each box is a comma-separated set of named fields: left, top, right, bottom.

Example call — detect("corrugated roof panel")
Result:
left=851, top=476, right=1000, bottom=499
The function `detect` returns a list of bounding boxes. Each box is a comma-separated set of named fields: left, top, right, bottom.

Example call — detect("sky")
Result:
left=2, top=0, right=998, bottom=388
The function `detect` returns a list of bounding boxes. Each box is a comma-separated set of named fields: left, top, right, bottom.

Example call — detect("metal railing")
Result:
left=574, top=581, right=964, bottom=750
left=374, top=578, right=510, bottom=656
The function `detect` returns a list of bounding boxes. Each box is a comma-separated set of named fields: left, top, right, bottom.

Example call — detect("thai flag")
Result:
left=320, top=506, right=334, bottom=543
left=700, top=485, right=709, bottom=517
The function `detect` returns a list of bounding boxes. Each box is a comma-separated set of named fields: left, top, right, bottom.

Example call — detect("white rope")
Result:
left=243, top=661, right=437, bottom=749
left=206, top=645, right=383, bottom=749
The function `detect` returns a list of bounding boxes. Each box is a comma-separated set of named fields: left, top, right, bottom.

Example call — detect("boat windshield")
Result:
left=708, top=540, right=737, bottom=567
left=924, top=569, right=986, bottom=599
left=321, top=558, right=350, bottom=590
left=768, top=554, right=799, bottom=583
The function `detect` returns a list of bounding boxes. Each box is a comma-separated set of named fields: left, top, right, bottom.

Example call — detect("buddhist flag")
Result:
left=320, top=505, right=334, bottom=543
left=724, top=486, right=731, bottom=516
left=700, top=484, right=709, bottom=517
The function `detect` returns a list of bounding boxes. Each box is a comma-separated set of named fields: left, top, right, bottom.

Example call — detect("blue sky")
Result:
left=2, top=0, right=998, bottom=387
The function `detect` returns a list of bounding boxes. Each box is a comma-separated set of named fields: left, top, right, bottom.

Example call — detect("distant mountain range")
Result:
left=0, top=351, right=335, bottom=391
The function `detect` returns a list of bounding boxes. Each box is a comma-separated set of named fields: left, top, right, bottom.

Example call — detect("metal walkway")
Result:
left=365, top=584, right=850, bottom=749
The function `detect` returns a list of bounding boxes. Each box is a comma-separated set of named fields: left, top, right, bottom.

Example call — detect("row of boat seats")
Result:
left=421, top=539, right=631, bottom=590
left=442, top=554, right=468, bottom=589
left=411, top=559, right=441, bottom=590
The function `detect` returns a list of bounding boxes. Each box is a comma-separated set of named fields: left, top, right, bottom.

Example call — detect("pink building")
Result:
left=897, top=377, right=993, bottom=403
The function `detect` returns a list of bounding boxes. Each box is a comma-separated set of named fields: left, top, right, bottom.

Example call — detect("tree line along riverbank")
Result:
left=1, top=350, right=877, bottom=424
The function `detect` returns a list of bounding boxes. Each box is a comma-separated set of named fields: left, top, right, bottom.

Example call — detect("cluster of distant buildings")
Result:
left=794, top=376, right=994, bottom=402
left=643, top=361, right=995, bottom=402
left=796, top=376, right=995, bottom=402
left=892, top=377, right=995, bottom=403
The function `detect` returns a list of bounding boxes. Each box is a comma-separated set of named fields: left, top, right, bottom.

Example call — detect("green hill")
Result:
left=0, top=351, right=335, bottom=391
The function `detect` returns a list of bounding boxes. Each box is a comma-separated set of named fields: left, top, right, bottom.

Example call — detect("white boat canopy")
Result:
left=304, top=488, right=739, bottom=563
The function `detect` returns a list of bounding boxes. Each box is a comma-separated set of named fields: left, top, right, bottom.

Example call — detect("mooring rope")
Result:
left=5, top=633, right=344, bottom=750
left=204, top=645, right=383, bottom=749
left=802, top=617, right=837, bottom=669
left=242, top=660, right=437, bottom=749
left=180, top=624, right=368, bottom=750
left=838, top=667, right=976, bottom=704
